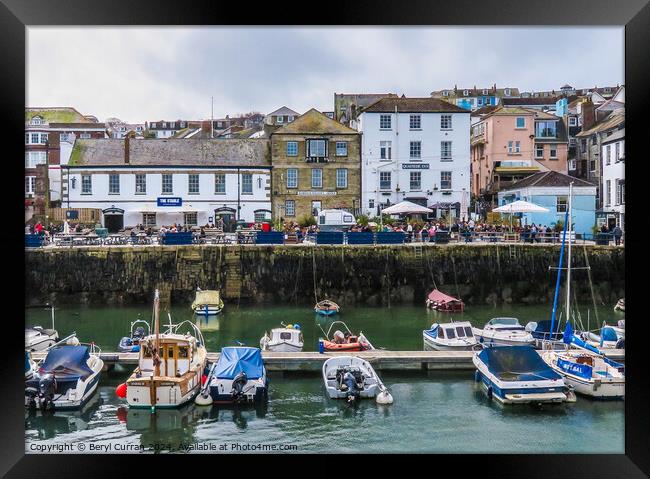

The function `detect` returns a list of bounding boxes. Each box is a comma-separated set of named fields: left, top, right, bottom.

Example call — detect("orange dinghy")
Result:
left=319, top=321, right=375, bottom=352
left=426, top=289, right=465, bottom=312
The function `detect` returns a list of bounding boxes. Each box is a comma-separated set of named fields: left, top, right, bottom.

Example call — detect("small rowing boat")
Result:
left=192, top=288, right=224, bottom=316
left=319, top=321, right=374, bottom=352
left=315, top=299, right=340, bottom=316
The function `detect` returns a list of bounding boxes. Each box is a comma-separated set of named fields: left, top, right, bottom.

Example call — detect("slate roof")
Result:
left=26, top=107, right=93, bottom=124
left=362, top=97, right=468, bottom=113
left=267, top=106, right=300, bottom=117
left=501, top=97, right=559, bottom=106
left=503, top=171, right=595, bottom=190
left=272, top=108, right=359, bottom=135
left=575, top=110, right=625, bottom=137
left=67, top=138, right=271, bottom=167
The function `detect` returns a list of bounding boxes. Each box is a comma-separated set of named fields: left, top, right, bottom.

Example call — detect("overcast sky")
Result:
left=27, top=27, right=623, bottom=124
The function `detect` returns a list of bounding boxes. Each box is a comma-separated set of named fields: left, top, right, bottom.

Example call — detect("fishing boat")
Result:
left=25, top=335, right=104, bottom=411
left=614, top=298, right=625, bottom=312
left=423, top=321, right=479, bottom=351
left=322, top=356, right=393, bottom=404
left=473, top=317, right=535, bottom=347
left=473, top=345, right=572, bottom=405
left=117, top=290, right=208, bottom=410
left=191, top=288, right=224, bottom=316
left=315, top=299, right=340, bottom=316
left=25, top=304, right=58, bottom=351
left=540, top=323, right=624, bottom=399
left=260, top=323, right=304, bottom=352
left=196, top=347, right=268, bottom=404
left=319, top=321, right=374, bottom=352
left=425, top=289, right=464, bottom=312
left=117, top=317, right=150, bottom=353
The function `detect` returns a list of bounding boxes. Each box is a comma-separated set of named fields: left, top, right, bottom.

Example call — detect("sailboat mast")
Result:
left=565, top=182, right=573, bottom=323
left=152, top=289, right=160, bottom=411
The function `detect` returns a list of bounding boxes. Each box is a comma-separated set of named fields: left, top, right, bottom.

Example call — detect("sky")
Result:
left=27, top=27, right=624, bottom=124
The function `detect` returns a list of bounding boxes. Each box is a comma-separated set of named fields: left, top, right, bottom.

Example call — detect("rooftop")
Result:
left=362, top=97, right=468, bottom=113
left=502, top=171, right=595, bottom=190
left=575, top=110, right=625, bottom=137
left=272, top=108, right=359, bottom=135
left=267, top=106, right=300, bottom=117
left=26, top=107, right=94, bottom=124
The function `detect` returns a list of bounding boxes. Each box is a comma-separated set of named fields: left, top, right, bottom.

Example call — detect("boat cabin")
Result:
left=435, top=323, right=475, bottom=340
left=485, top=317, right=525, bottom=330
left=271, top=328, right=304, bottom=344
left=138, top=334, right=196, bottom=378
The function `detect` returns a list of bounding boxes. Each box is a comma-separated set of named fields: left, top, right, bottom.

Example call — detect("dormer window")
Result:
left=463, top=90, right=469, bottom=96
left=150, top=122, right=156, bottom=129
left=31, top=116, right=43, bottom=125
left=180, top=122, right=186, bottom=128
left=442, top=90, right=449, bottom=97
left=162, top=122, right=167, bottom=128
left=482, top=89, right=488, bottom=95
left=136, top=126, right=142, bottom=131
left=505, top=89, right=511, bottom=96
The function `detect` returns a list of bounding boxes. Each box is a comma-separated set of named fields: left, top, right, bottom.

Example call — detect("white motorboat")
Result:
left=322, top=356, right=391, bottom=403
left=117, top=317, right=150, bottom=353
left=25, top=335, right=104, bottom=411
left=118, top=291, right=208, bottom=410
left=423, top=321, right=479, bottom=351
left=473, top=346, right=572, bottom=405
left=579, top=324, right=622, bottom=349
left=197, top=347, right=268, bottom=404
left=25, top=304, right=58, bottom=351
left=191, top=288, right=224, bottom=316
left=473, top=317, right=535, bottom=347
left=260, top=323, right=304, bottom=352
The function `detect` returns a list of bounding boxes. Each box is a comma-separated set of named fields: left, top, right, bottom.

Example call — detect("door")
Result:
left=216, top=213, right=235, bottom=232
left=311, top=201, right=322, bottom=216
left=607, top=216, right=617, bottom=231
left=104, top=214, right=124, bottom=233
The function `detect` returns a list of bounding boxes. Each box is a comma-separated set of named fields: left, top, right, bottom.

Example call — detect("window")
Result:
left=442, top=90, right=448, bottom=97
left=536, top=145, right=544, bottom=158
left=617, top=180, right=625, bottom=205
left=180, top=122, right=186, bottom=128
left=605, top=180, right=611, bottom=207
left=410, top=171, right=421, bottom=190
left=590, top=160, right=596, bottom=172
left=242, top=174, right=253, bottom=194
left=441, top=115, right=452, bottom=130
left=410, top=141, right=421, bottom=159
left=287, top=168, right=298, bottom=188
left=508, top=141, right=513, bottom=154
left=79, top=133, right=91, bottom=139
left=615, top=142, right=620, bottom=161
left=150, top=122, right=156, bottom=129
left=535, top=121, right=557, bottom=138
left=162, top=174, right=173, bottom=194
left=285, top=200, right=295, bottom=216
left=440, top=171, right=452, bottom=190
left=286, top=141, right=298, bottom=156
left=188, top=174, right=199, bottom=194
left=312, top=201, right=322, bottom=214
left=254, top=211, right=269, bottom=223
left=482, top=89, right=489, bottom=95
left=311, top=169, right=323, bottom=188
left=31, top=133, right=40, bottom=144
left=569, top=138, right=577, bottom=146
left=456, top=326, right=466, bottom=338
left=336, top=169, right=348, bottom=188
left=307, top=139, right=327, bottom=158
left=40, top=133, right=48, bottom=144
left=380, top=172, right=391, bottom=190
left=438, top=328, right=445, bottom=339
left=215, top=173, right=226, bottom=194
left=336, top=142, right=348, bottom=156
left=277, top=116, right=284, bottom=124
left=463, top=89, right=469, bottom=96
left=441, top=141, right=452, bottom=160
left=135, top=174, right=146, bottom=194
left=184, top=212, right=198, bottom=226
left=380, top=114, right=391, bottom=129
left=369, top=199, right=375, bottom=209
left=568, top=159, right=576, bottom=170
left=31, top=117, right=43, bottom=125
left=516, top=117, right=525, bottom=128
left=24, top=151, right=46, bottom=168
left=505, top=88, right=511, bottom=96
left=569, top=117, right=577, bottom=127
left=446, top=328, right=456, bottom=339
left=549, top=146, right=557, bottom=159
left=515, top=141, right=521, bottom=153
left=162, top=122, right=167, bottom=128
left=409, top=114, right=421, bottom=129
left=81, top=174, right=92, bottom=194
left=605, top=145, right=611, bottom=165
left=25, top=176, right=36, bottom=194
left=142, top=213, right=156, bottom=227
left=109, top=174, right=120, bottom=194
left=581, top=139, right=587, bottom=151
left=288, top=115, right=294, bottom=122
left=380, top=141, right=392, bottom=160
left=477, top=98, right=483, bottom=106
left=556, top=196, right=567, bottom=213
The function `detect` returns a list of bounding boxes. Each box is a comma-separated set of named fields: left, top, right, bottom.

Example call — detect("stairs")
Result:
left=223, top=248, right=243, bottom=300
left=413, top=244, right=423, bottom=259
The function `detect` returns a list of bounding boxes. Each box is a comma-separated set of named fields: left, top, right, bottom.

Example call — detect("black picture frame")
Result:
left=3, top=0, right=646, bottom=476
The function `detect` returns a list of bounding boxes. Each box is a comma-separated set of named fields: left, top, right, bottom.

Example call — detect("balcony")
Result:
left=305, top=156, right=329, bottom=164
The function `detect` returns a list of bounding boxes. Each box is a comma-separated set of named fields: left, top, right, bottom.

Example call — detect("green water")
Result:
left=24, top=304, right=625, bottom=453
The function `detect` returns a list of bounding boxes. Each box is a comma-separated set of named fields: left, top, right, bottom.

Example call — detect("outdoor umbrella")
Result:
left=492, top=200, right=549, bottom=231
left=380, top=201, right=433, bottom=229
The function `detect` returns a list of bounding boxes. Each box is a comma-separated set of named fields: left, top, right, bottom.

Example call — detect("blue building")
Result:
left=497, top=171, right=597, bottom=235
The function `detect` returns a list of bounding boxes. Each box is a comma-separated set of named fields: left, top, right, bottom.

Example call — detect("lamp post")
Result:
left=44, top=139, right=50, bottom=228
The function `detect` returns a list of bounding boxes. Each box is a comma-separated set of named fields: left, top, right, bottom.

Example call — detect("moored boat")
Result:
left=322, top=356, right=392, bottom=403
left=117, top=317, right=150, bottom=353
left=260, top=323, right=304, bottom=352
left=473, top=345, right=571, bottom=405
left=425, top=289, right=464, bottom=312
left=614, top=298, right=624, bottom=312
left=315, top=300, right=340, bottom=316
left=25, top=304, right=59, bottom=352
left=191, top=288, right=224, bottom=316
left=319, top=321, right=374, bottom=352
left=473, top=317, right=535, bottom=347
left=423, top=321, right=479, bottom=351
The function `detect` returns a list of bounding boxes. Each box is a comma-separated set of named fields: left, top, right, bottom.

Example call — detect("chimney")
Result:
left=124, top=133, right=130, bottom=164
left=581, top=100, right=595, bottom=131
left=201, top=120, right=211, bottom=134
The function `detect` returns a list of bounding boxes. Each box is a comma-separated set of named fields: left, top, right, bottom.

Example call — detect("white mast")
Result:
left=565, top=182, right=574, bottom=322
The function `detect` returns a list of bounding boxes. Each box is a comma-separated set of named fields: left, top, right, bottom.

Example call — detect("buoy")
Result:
left=194, top=392, right=212, bottom=406
left=116, top=406, right=128, bottom=423
left=201, top=374, right=208, bottom=385
left=115, top=382, right=127, bottom=398
left=287, top=324, right=293, bottom=329
left=376, top=390, right=393, bottom=405
left=566, top=388, right=577, bottom=403
left=132, top=345, right=140, bottom=353
left=67, top=336, right=80, bottom=346
left=293, top=324, right=300, bottom=330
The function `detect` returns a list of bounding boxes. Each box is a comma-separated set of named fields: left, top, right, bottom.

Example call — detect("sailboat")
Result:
left=539, top=182, right=625, bottom=399
left=116, top=290, right=208, bottom=410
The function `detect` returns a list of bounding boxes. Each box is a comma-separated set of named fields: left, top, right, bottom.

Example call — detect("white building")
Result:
left=358, top=97, right=471, bottom=220
left=147, top=120, right=190, bottom=138
left=62, top=138, right=272, bottom=232
left=600, top=128, right=625, bottom=230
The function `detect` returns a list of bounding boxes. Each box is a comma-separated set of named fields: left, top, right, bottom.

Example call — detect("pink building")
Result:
left=470, top=107, right=568, bottom=205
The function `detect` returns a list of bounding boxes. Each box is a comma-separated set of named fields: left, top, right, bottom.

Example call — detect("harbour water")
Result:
left=25, top=304, right=625, bottom=453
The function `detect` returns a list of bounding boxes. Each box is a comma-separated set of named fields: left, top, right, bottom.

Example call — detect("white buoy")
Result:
left=194, top=392, right=212, bottom=406
left=376, top=389, right=393, bottom=405
left=66, top=336, right=80, bottom=346
left=565, top=388, right=577, bottom=403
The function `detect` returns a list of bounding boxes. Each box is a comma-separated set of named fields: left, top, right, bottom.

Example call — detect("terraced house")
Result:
left=270, top=109, right=361, bottom=221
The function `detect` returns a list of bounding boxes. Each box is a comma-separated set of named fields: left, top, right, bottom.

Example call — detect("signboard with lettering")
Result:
left=157, top=197, right=183, bottom=207
left=402, top=164, right=430, bottom=169
left=297, top=191, right=337, bottom=196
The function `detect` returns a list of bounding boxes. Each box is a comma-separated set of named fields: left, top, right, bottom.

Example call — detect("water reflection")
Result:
left=123, top=404, right=202, bottom=452
left=25, top=393, right=101, bottom=440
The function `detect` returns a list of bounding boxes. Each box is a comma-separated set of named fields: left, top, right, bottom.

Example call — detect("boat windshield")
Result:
left=455, top=326, right=466, bottom=338
left=446, top=328, right=456, bottom=339
left=279, top=332, right=292, bottom=340
left=464, top=326, right=473, bottom=337
left=489, top=318, right=520, bottom=326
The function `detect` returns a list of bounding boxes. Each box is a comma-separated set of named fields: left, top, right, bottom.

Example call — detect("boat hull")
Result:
left=316, top=309, right=338, bottom=316
left=208, top=380, right=268, bottom=404
left=25, top=369, right=102, bottom=411
left=475, top=370, right=567, bottom=404
left=264, top=342, right=303, bottom=353
left=322, top=340, right=369, bottom=352
left=423, top=334, right=478, bottom=351
left=126, top=380, right=202, bottom=409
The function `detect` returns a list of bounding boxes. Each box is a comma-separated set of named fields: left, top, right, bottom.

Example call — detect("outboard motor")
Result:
left=38, top=373, right=57, bottom=412
left=615, top=337, right=625, bottom=349
left=343, top=370, right=361, bottom=402
left=231, top=372, right=248, bottom=403
left=133, top=327, right=146, bottom=341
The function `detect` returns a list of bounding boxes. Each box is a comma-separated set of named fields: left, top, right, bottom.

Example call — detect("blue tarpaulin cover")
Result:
left=601, top=327, right=618, bottom=342
left=477, top=346, right=562, bottom=382
left=40, top=345, right=93, bottom=380
left=529, top=320, right=564, bottom=340
left=214, top=347, right=265, bottom=380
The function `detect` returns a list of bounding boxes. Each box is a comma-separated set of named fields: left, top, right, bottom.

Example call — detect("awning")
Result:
left=381, top=201, right=433, bottom=215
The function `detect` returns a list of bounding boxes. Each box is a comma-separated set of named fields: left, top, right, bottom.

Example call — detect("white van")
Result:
left=317, top=209, right=356, bottom=231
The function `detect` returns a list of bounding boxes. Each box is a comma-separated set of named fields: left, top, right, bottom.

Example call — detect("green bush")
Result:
left=356, top=214, right=369, bottom=226
left=298, top=215, right=316, bottom=227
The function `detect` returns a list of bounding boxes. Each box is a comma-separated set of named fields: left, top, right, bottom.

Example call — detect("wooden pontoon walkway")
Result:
left=31, top=349, right=625, bottom=372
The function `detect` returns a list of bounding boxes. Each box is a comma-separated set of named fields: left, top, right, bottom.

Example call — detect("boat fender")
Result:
left=566, top=388, right=577, bottom=403
left=201, top=374, right=208, bottom=385
left=67, top=336, right=80, bottom=346
left=474, top=370, right=481, bottom=383
left=318, top=339, right=324, bottom=354
left=293, top=324, right=300, bottom=330
left=376, top=390, right=393, bottom=405
left=132, top=345, right=140, bottom=353
left=487, top=386, right=493, bottom=400
left=194, top=392, right=212, bottom=406
left=115, top=382, right=127, bottom=398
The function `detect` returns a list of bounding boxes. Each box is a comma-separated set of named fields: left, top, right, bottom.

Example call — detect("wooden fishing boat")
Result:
left=315, top=299, right=340, bottom=316
left=425, top=289, right=464, bottom=312
left=319, top=321, right=374, bottom=352
left=192, top=288, right=224, bottom=316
